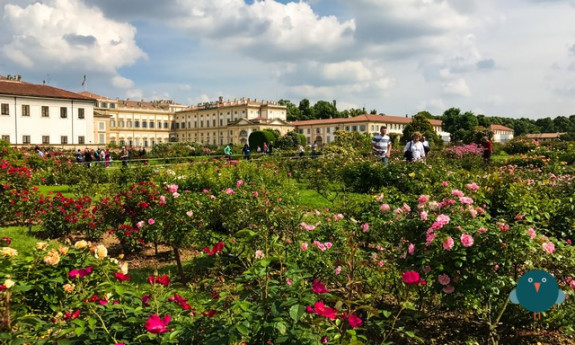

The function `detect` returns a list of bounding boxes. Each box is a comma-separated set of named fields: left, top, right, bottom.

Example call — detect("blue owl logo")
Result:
left=509, top=269, right=566, bottom=319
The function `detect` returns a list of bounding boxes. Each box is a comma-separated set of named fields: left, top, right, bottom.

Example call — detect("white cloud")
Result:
left=1, top=0, right=145, bottom=74
left=126, top=89, right=143, bottom=99
left=442, top=78, right=471, bottom=97
left=111, top=76, right=134, bottom=89
left=171, top=0, right=355, bottom=62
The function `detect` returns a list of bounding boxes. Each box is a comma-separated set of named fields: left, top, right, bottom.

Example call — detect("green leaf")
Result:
left=289, top=304, right=306, bottom=321
left=235, top=229, right=257, bottom=238
left=237, top=324, right=250, bottom=336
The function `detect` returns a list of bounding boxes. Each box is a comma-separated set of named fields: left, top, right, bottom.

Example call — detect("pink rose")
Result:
left=438, top=273, right=450, bottom=286
left=147, top=218, right=155, bottom=225
left=301, top=242, right=308, bottom=251
left=460, top=233, right=474, bottom=247
left=442, top=285, right=455, bottom=294
left=443, top=237, right=454, bottom=251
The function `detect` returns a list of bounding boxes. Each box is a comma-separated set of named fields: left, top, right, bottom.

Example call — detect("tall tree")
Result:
left=278, top=99, right=302, bottom=121
left=313, top=100, right=339, bottom=119
left=402, top=113, right=441, bottom=145
left=298, top=99, right=313, bottom=119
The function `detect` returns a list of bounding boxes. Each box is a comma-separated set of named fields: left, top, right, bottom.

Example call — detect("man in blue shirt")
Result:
left=371, top=126, right=392, bottom=167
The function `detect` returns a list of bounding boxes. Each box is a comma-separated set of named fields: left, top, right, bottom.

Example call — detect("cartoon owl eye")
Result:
left=542, top=278, right=547, bottom=283
left=528, top=277, right=533, bottom=283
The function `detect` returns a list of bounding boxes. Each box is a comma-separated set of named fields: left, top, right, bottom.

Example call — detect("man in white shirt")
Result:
left=372, top=126, right=392, bottom=167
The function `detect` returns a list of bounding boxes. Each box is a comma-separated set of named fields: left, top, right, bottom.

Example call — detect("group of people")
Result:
left=75, top=148, right=112, bottom=167
left=224, top=142, right=276, bottom=161
left=371, top=125, right=493, bottom=166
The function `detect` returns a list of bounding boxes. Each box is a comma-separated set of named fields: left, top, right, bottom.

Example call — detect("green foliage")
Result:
left=401, top=113, right=441, bottom=146
left=502, top=137, right=538, bottom=154
left=248, top=131, right=275, bottom=152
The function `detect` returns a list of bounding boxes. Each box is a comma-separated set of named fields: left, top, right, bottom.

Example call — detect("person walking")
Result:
left=372, top=126, right=392, bottom=167
left=242, top=143, right=251, bottom=160
left=120, top=147, right=129, bottom=167
left=404, top=132, right=426, bottom=163
left=224, top=143, right=232, bottom=160
left=481, top=136, right=493, bottom=163
left=298, top=144, right=305, bottom=158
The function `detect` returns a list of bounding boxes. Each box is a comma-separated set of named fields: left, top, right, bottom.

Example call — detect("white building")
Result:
left=489, top=124, right=514, bottom=143
left=0, top=75, right=96, bottom=146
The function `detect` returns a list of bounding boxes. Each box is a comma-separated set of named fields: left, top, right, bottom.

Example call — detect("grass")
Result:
left=0, top=226, right=52, bottom=257
left=35, top=184, right=74, bottom=198
left=297, top=188, right=333, bottom=210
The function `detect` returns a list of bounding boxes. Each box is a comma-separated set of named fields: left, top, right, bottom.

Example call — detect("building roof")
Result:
left=181, top=97, right=287, bottom=112
left=0, top=77, right=96, bottom=101
left=79, top=91, right=184, bottom=110
left=291, top=114, right=442, bottom=126
left=524, top=133, right=565, bottom=139
left=489, top=124, right=514, bottom=132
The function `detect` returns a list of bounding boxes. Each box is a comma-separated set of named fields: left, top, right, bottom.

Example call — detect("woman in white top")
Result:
left=404, top=132, right=426, bottom=162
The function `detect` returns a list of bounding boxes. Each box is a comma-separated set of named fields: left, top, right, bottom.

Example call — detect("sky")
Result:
left=2, top=0, right=575, bottom=119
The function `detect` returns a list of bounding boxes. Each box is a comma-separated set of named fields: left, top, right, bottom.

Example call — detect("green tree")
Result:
left=313, top=100, right=339, bottom=119
left=298, top=99, right=313, bottom=119
left=401, top=113, right=442, bottom=146
left=279, top=99, right=303, bottom=121
left=535, top=117, right=555, bottom=132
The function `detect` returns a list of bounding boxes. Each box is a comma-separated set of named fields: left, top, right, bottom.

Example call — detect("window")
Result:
left=175, top=123, right=180, bottom=129
left=78, top=136, right=85, bottom=144
left=61, top=136, right=68, bottom=144
left=135, top=120, right=140, bottom=128
left=206, top=120, right=209, bottom=127
left=42, top=136, right=50, bottom=144
left=1, top=135, right=9, bottom=142
left=109, top=103, right=115, bottom=109
left=220, top=119, right=223, bottom=126
left=201, top=121, right=204, bottom=128
left=142, top=121, right=147, bottom=128
left=110, top=120, right=116, bottom=127
left=127, top=120, right=132, bottom=128
left=327, top=127, right=331, bottom=134
left=1, top=104, right=8, bottom=115
left=99, top=122, right=105, bottom=130
left=22, top=135, right=31, bottom=144
left=42, top=106, right=49, bottom=117
left=149, top=121, right=154, bottom=128
left=60, top=107, right=67, bottom=118
left=164, top=122, right=168, bottom=129
left=181, top=122, right=185, bottom=129
left=352, top=126, right=358, bottom=131
left=307, top=129, right=310, bottom=134
left=78, top=108, right=85, bottom=119
left=119, top=120, right=124, bottom=127
left=22, top=105, right=30, bottom=116
left=316, top=128, right=320, bottom=133
left=359, top=125, right=366, bottom=132
left=99, top=134, right=105, bottom=144
left=213, top=120, right=216, bottom=127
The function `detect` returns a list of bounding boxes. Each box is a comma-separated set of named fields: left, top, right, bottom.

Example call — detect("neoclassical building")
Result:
left=81, top=92, right=187, bottom=148
left=172, top=97, right=290, bottom=146
left=0, top=75, right=95, bottom=146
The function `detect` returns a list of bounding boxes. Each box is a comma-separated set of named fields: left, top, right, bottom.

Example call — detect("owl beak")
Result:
left=534, top=282, right=541, bottom=292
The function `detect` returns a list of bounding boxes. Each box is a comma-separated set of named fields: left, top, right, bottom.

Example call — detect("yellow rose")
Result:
left=43, top=249, right=61, bottom=266
left=94, top=244, right=108, bottom=260
left=3, top=279, right=14, bottom=289
left=63, top=283, right=75, bottom=293
left=58, top=246, right=69, bottom=255
left=408, top=172, right=415, bottom=178
left=1, top=247, right=18, bottom=258
left=119, top=261, right=129, bottom=275
left=317, top=169, right=321, bottom=173
left=35, top=242, right=48, bottom=251
left=74, top=240, right=88, bottom=249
